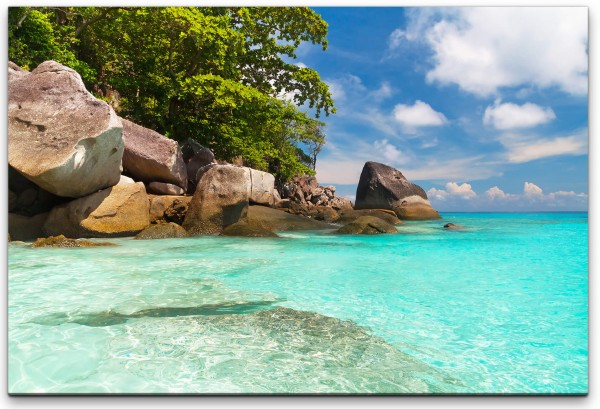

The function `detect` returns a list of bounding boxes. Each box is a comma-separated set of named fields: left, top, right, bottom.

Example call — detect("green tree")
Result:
left=8, top=6, right=333, bottom=182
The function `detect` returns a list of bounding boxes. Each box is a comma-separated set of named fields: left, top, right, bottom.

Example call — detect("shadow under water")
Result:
left=31, top=299, right=283, bottom=327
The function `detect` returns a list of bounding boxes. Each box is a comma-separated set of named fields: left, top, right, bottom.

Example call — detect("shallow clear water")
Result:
left=8, top=213, right=588, bottom=394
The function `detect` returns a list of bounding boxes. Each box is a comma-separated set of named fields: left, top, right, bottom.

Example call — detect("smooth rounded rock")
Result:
left=121, top=118, right=187, bottom=189
left=336, top=216, right=398, bottom=235
left=182, top=164, right=250, bottom=235
left=44, top=182, right=150, bottom=238
left=355, top=161, right=440, bottom=220
left=8, top=61, right=124, bottom=198
left=221, top=223, right=279, bottom=238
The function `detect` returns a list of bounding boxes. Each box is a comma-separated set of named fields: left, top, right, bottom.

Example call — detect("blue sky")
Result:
left=294, top=7, right=588, bottom=211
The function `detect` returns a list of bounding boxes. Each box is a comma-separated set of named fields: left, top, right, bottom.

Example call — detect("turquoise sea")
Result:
left=7, top=212, right=588, bottom=394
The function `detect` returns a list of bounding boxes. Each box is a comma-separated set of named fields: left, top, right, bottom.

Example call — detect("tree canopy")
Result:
left=8, top=6, right=334, bottom=181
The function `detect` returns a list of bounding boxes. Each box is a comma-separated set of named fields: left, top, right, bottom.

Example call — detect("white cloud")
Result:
left=427, top=187, right=448, bottom=201
left=483, top=100, right=556, bottom=130
left=524, top=181, right=544, bottom=197
left=370, top=82, right=393, bottom=100
left=397, top=7, right=588, bottom=96
left=446, top=182, right=477, bottom=199
left=372, top=139, right=410, bottom=165
left=427, top=182, right=477, bottom=201
left=499, top=130, right=587, bottom=163
left=392, top=100, right=448, bottom=131
left=485, top=186, right=507, bottom=200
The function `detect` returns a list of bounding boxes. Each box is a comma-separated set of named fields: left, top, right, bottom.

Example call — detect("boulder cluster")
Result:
left=8, top=60, right=443, bottom=243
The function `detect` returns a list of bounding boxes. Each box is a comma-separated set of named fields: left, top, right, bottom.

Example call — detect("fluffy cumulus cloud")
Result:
left=484, top=186, right=507, bottom=200
left=393, top=7, right=588, bottom=96
left=483, top=100, right=556, bottom=130
left=499, top=129, right=587, bottom=164
left=523, top=181, right=544, bottom=197
left=392, top=100, right=448, bottom=131
left=426, top=181, right=587, bottom=210
left=427, top=182, right=477, bottom=201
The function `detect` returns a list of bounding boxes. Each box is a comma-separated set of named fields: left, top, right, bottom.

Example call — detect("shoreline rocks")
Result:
left=44, top=182, right=150, bottom=238
left=355, top=161, right=440, bottom=220
left=247, top=205, right=331, bottom=231
left=8, top=61, right=124, bottom=198
left=335, top=215, right=398, bottom=235
left=121, top=118, right=187, bottom=190
left=135, top=222, right=190, bottom=240
left=31, top=235, right=116, bottom=248
left=182, top=164, right=250, bottom=235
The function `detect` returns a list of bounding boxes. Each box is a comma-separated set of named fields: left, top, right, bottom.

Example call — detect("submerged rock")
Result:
left=31, top=235, right=116, bottom=248
left=8, top=61, right=124, bottom=198
left=335, top=216, right=398, bottom=235
left=247, top=205, right=331, bottom=231
left=355, top=161, right=440, bottom=220
left=44, top=182, right=150, bottom=238
left=182, top=164, right=250, bottom=235
left=121, top=118, right=187, bottom=189
left=221, top=222, right=279, bottom=238
left=443, top=223, right=463, bottom=230
left=135, top=222, right=190, bottom=240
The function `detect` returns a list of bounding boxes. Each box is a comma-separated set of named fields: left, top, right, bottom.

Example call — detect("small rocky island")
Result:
left=8, top=61, right=441, bottom=243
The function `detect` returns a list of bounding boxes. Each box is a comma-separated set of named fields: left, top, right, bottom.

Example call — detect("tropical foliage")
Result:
left=8, top=6, right=333, bottom=181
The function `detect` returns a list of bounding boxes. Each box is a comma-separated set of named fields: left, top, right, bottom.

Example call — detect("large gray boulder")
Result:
left=355, top=162, right=440, bottom=220
left=8, top=61, right=124, bottom=198
left=179, top=138, right=216, bottom=194
left=121, top=118, right=187, bottom=189
left=249, top=168, right=275, bottom=206
left=44, top=182, right=150, bottom=238
left=182, top=164, right=250, bottom=235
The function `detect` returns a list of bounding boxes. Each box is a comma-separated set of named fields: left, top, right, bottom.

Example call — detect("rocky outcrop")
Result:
left=337, top=209, right=402, bottom=226
left=222, top=222, right=279, bottom=238
left=148, top=195, right=192, bottom=225
left=44, top=182, right=150, bottom=238
left=135, top=222, right=190, bottom=240
left=121, top=118, right=187, bottom=189
left=147, top=181, right=186, bottom=196
left=281, top=175, right=353, bottom=212
left=8, top=61, right=124, bottom=198
left=247, top=206, right=331, bottom=231
left=8, top=212, right=49, bottom=241
left=355, top=162, right=440, bottom=220
left=31, top=235, right=116, bottom=248
left=249, top=169, right=275, bottom=206
left=335, top=216, right=398, bottom=235
left=182, top=164, right=250, bottom=235
left=179, top=138, right=216, bottom=194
